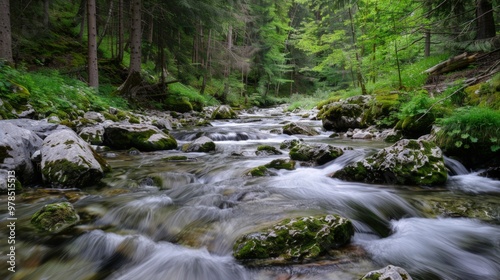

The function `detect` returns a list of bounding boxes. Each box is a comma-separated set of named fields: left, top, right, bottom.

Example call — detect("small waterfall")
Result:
left=444, top=156, right=469, bottom=175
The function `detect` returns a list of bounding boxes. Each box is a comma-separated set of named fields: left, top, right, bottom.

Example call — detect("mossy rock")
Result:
left=165, top=96, right=194, bottom=113
left=333, top=139, right=447, bottom=186
left=104, top=124, right=178, bottom=151
left=395, top=113, right=435, bottom=139
left=256, top=145, right=283, bottom=156
left=249, top=158, right=296, bottom=177
left=290, top=143, right=344, bottom=165
left=182, top=136, right=216, bottom=153
left=361, top=265, right=413, bottom=280
left=31, top=202, right=80, bottom=233
left=280, top=139, right=302, bottom=150
left=164, top=155, right=188, bottom=161
left=233, top=214, right=354, bottom=261
left=211, top=105, right=238, bottom=119
left=282, top=122, right=319, bottom=136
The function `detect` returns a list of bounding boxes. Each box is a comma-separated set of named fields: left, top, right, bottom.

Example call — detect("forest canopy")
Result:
left=0, top=0, right=498, bottom=108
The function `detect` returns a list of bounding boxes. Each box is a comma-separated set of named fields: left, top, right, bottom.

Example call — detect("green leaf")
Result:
left=470, top=137, right=478, bottom=143
left=455, top=141, right=463, bottom=148
left=490, top=137, right=498, bottom=142
left=491, top=145, right=500, bottom=152
left=460, top=133, right=469, bottom=139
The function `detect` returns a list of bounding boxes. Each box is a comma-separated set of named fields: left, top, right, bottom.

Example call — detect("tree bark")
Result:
left=44, top=0, right=50, bottom=29
left=87, top=0, right=99, bottom=88
left=119, top=0, right=142, bottom=97
left=424, top=52, right=479, bottom=75
left=0, top=0, right=13, bottom=63
left=128, top=0, right=142, bottom=74
left=475, top=0, right=496, bottom=40
left=117, top=0, right=124, bottom=63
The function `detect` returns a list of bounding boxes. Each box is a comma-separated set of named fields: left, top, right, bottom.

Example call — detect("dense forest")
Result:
left=0, top=0, right=499, bottom=166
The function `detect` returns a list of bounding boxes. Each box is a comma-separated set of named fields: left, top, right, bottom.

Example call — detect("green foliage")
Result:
left=436, top=107, right=500, bottom=153
left=0, top=64, right=128, bottom=119
left=398, top=91, right=436, bottom=119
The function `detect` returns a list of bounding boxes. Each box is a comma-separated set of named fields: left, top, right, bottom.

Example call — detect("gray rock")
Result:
left=282, top=122, right=319, bottom=136
left=211, top=105, right=238, bottom=119
left=290, top=143, right=344, bottom=165
left=1, top=119, right=69, bottom=139
left=31, top=202, right=80, bottom=233
left=182, top=136, right=216, bottom=153
left=361, top=265, right=413, bottom=280
left=333, top=139, right=447, bottom=186
left=103, top=123, right=178, bottom=151
left=41, top=129, right=108, bottom=188
left=84, top=111, right=105, bottom=122
left=78, top=125, right=105, bottom=145
left=0, top=121, right=43, bottom=184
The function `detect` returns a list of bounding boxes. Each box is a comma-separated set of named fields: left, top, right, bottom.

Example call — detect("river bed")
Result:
left=1, top=107, right=499, bottom=280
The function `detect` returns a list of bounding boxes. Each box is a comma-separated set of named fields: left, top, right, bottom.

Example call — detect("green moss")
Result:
left=233, top=215, right=354, bottom=261
left=266, top=159, right=295, bottom=170
left=42, top=158, right=103, bottom=188
left=103, top=112, right=118, bottom=122
left=256, top=145, right=282, bottom=155
left=249, top=166, right=269, bottom=177
left=129, top=116, right=141, bottom=124
left=164, top=155, right=188, bottom=161
left=31, top=202, right=79, bottom=232
left=199, top=141, right=216, bottom=152
left=164, top=96, right=193, bottom=113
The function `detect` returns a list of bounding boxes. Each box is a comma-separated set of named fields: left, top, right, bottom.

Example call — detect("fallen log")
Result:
left=424, top=52, right=479, bottom=75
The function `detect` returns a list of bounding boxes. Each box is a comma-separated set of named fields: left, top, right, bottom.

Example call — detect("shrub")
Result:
left=435, top=107, right=500, bottom=168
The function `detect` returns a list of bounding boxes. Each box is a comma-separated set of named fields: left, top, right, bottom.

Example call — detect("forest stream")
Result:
left=1, top=106, right=500, bottom=280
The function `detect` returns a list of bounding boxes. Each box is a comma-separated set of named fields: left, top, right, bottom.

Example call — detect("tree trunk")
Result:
left=424, top=52, right=479, bottom=75
left=475, top=0, right=496, bottom=40
left=43, top=0, right=50, bottom=29
left=0, top=0, right=13, bottom=63
left=424, top=29, right=431, bottom=57
left=87, top=0, right=98, bottom=88
left=78, top=0, right=86, bottom=42
left=128, top=0, right=142, bottom=74
left=97, top=0, right=114, bottom=49
left=119, top=0, right=142, bottom=96
left=348, top=6, right=366, bottom=95
left=117, top=0, right=124, bottom=62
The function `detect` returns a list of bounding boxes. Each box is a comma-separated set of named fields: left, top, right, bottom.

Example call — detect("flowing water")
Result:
left=1, top=106, right=500, bottom=280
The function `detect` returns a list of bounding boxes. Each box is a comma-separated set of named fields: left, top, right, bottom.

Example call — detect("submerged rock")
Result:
left=233, top=214, right=354, bottom=261
left=248, top=158, right=296, bottom=176
left=289, top=143, right=344, bottom=165
left=255, top=145, right=282, bottom=156
left=361, top=265, right=413, bottom=280
left=333, top=139, right=447, bottom=186
left=104, top=123, right=178, bottom=151
left=41, top=130, right=109, bottom=188
left=182, top=136, right=216, bottom=153
left=282, top=122, right=319, bottom=136
left=31, top=202, right=80, bottom=233
left=211, top=105, right=238, bottom=119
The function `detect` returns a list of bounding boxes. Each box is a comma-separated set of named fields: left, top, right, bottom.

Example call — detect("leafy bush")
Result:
left=435, top=107, right=500, bottom=153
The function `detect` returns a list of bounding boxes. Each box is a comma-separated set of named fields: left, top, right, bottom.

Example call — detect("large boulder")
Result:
left=103, top=123, right=178, bottom=151
left=211, top=105, right=238, bottom=119
left=233, top=214, right=354, bottom=261
left=289, top=143, right=344, bottom=165
left=31, top=202, right=80, bottom=233
left=0, top=121, right=43, bottom=185
left=333, top=139, right=447, bottom=186
left=41, top=130, right=109, bottom=188
left=282, top=122, right=319, bottom=136
left=318, top=95, right=373, bottom=131
left=361, top=265, right=413, bottom=280
left=2, top=119, right=68, bottom=139
left=181, top=136, right=216, bottom=153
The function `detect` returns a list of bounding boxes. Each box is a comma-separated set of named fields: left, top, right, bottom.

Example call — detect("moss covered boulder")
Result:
left=182, top=136, right=216, bottom=153
left=248, top=158, right=296, bottom=176
left=333, top=139, right=447, bottom=186
left=41, top=130, right=109, bottom=188
left=31, top=202, right=80, bottom=233
left=103, top=124, right=178, bottom=151
left=282, top=122, right=319, bottom=136
left=318, top=95, right=373, bottom=131
left=290, top=143, right=344, bottom=165
left=211, top=105, right=238, bottom=119
left=255, top=145, right=283, bottom=156
left=233, top=214, right=354, bottom=261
